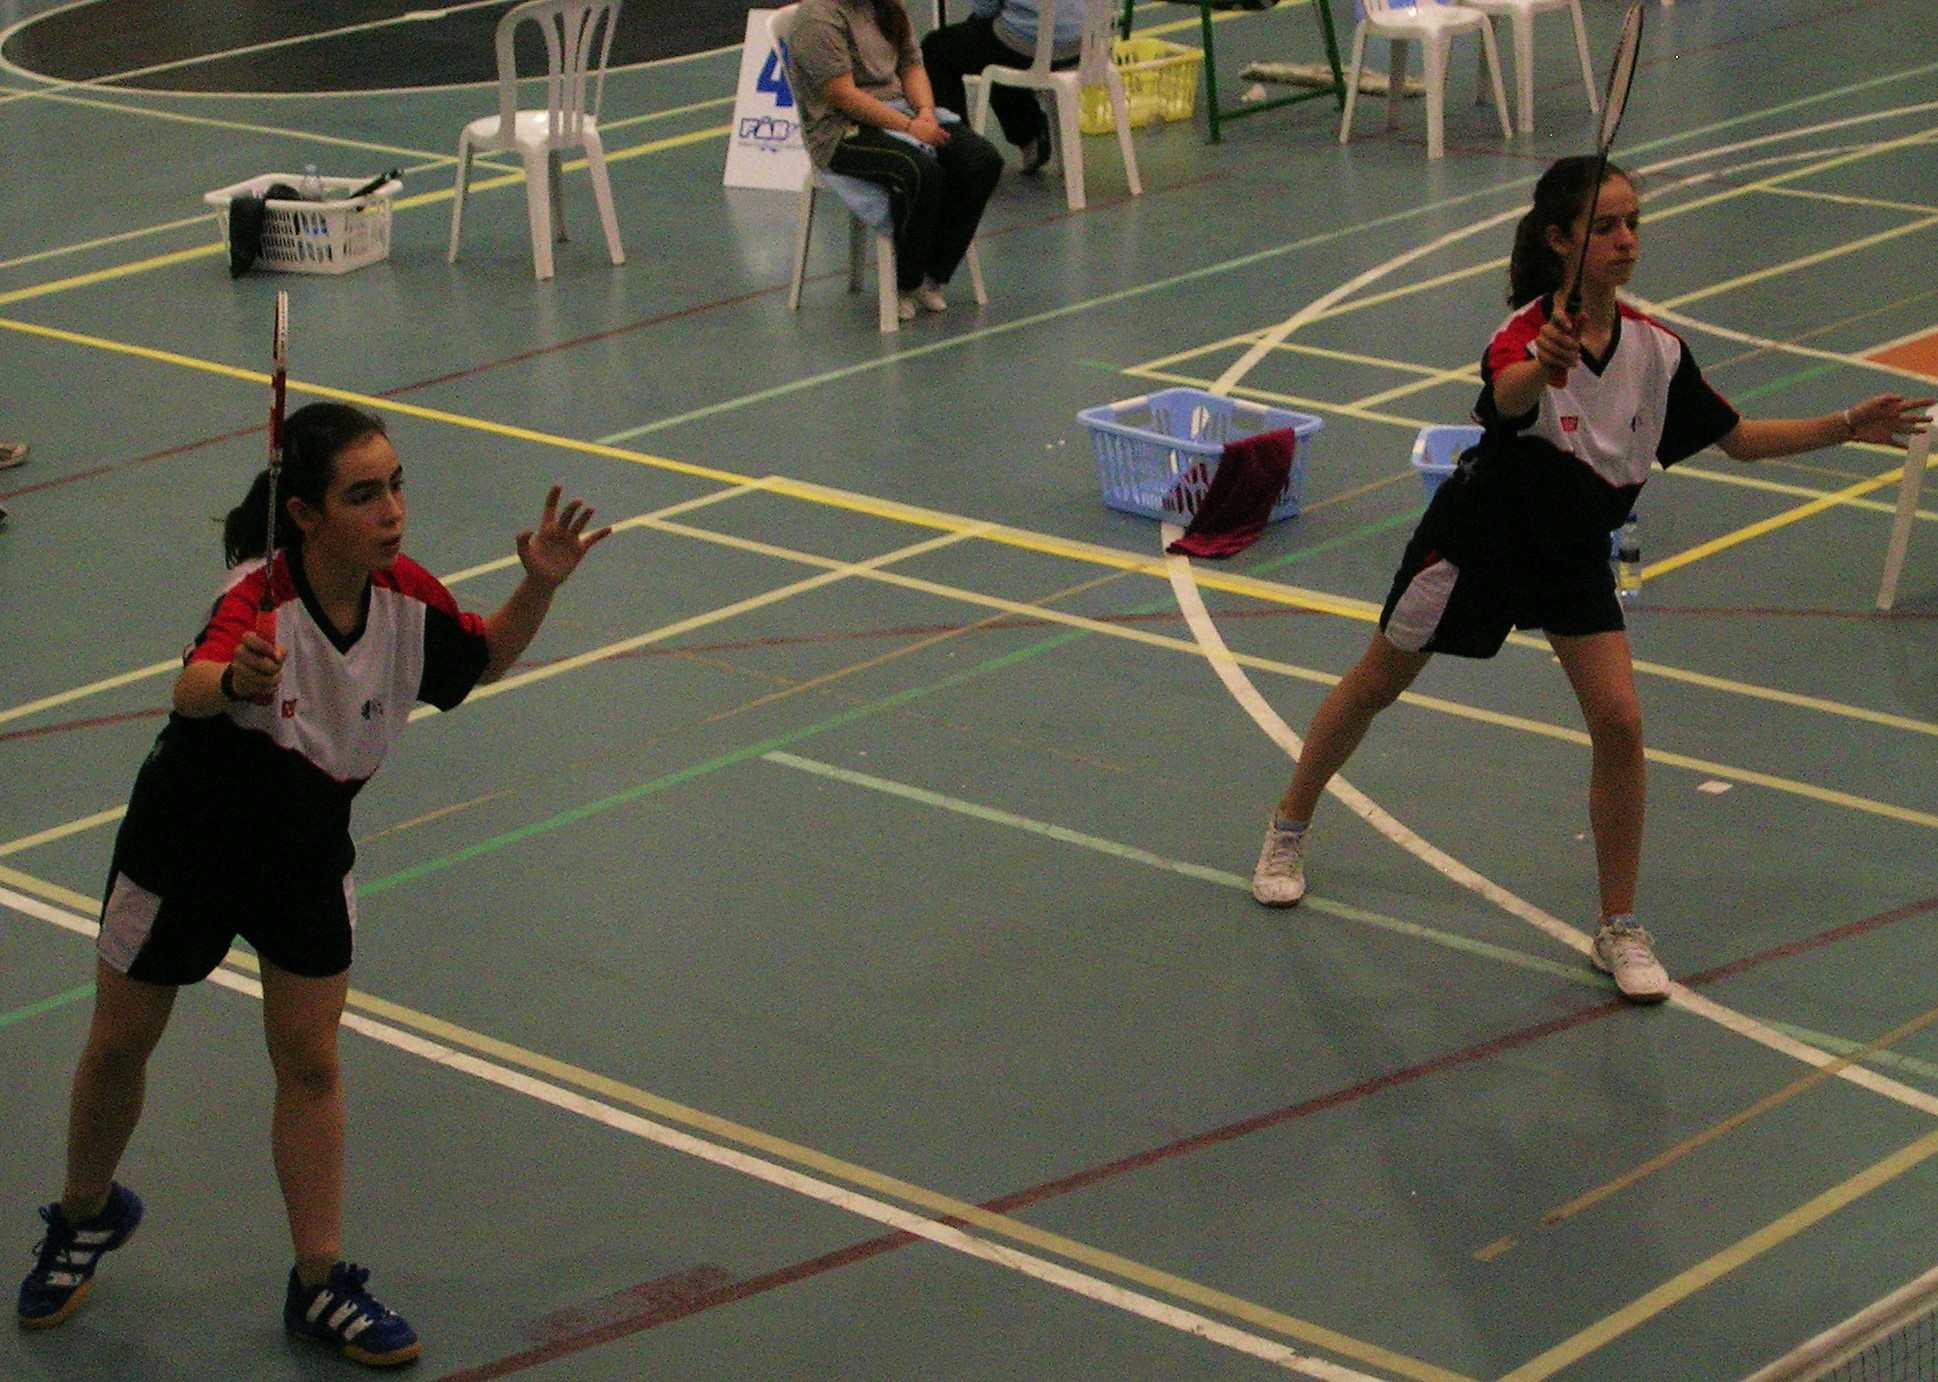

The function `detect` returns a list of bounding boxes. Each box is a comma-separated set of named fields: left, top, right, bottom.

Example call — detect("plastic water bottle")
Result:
left=300, top=163, right=324, bottom=201
left=1615, top=512, right=1643, bottom=605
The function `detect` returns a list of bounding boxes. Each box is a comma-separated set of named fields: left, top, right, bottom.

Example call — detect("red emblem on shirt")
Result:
left=1560, top=415, right=1580, bottom=433
left=281, top=699, right=298, bottom=719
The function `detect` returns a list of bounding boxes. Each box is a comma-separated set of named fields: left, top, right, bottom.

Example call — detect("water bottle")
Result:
left=1615, top=512, right=1643, bottom=605
left=299, top=163, right=324, bottom=201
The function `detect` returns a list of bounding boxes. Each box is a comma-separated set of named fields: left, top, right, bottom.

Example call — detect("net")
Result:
left=1742, top=1265, right=1938, bottom=1382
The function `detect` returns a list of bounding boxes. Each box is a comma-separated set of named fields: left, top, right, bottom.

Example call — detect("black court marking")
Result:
left=2, top=0, right=751, bottom=93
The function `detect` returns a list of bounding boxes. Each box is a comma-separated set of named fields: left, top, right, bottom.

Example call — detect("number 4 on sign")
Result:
left=758, top=43, right=794, bottom=108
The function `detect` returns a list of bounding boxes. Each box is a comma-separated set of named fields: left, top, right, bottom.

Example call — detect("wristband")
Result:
left=219, top=664, right=245, bottom=703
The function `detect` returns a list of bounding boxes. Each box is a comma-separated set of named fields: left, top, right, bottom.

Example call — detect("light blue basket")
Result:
left=1409, top=424, right=1483, bottom=500
left=1078, top=387, right=1322, bottom=524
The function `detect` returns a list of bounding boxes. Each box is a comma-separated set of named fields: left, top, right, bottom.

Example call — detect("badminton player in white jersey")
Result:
left=1251, top=156, right=1931, bottom=1002
left=16, top=403, right=609, bottom=1365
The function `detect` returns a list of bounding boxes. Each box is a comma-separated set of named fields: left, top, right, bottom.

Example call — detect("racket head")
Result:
left=1596, top=2, right=1645, bottom=153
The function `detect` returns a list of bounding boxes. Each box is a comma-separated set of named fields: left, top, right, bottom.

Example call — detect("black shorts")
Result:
left=1378, top=528, right=1624, bottom=658
left=96, top=868, right=357, bottom=984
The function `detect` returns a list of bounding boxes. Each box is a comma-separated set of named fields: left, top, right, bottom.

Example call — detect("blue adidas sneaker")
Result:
left=17, top=1182, right=144, bottom=1329
left=283, top=1262, right=421, bottom=1368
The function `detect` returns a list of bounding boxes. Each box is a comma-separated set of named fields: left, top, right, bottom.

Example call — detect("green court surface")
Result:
left=3, top=2, right=1938, bottom=1379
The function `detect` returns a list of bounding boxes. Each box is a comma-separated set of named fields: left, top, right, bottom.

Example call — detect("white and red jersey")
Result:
left=111, top=550, right=489, bottom=898
left=189, top=551, right=487, bottom=782
left=1472, top=295, right=1740, bottom=535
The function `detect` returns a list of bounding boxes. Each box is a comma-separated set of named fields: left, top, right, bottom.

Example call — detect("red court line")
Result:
left=434, top=888, right=1938, bottom=1379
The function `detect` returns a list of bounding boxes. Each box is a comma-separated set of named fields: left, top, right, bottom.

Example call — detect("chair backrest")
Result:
left=494, top=0, right=621, bottom=143
left=1357, top=0, right=1452, bottom=18
left=1027, top=0, right=1119, bottom=84
left=770, top=2, right=798, bottom=48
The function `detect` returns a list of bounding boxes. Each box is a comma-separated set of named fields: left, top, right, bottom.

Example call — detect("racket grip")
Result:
left=255, top=607, right=277, bottom=642
left=1545, top=362, right=1569, bottom=389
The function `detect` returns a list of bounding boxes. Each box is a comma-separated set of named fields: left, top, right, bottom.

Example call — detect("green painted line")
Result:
left=1734, top=360, right=1843, bottom=404
left=0, top=983, right=94, bottom=1029
left=760, top=749, right=1593, bottom=987
left=759, top=750, right=1938, bottom=1090
left=358, top=628, right=1094, bottom=897
left=1242, top=508, right=1422, bottom=577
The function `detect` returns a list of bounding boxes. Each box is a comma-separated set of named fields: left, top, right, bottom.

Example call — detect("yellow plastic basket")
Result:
left=1079, top=38, right=1203, bottom=135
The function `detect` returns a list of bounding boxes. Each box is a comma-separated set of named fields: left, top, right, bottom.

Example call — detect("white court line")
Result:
left=1157, top=536, right=1938, bottom=1125
left=0, top=881, right=1398, bottom=1382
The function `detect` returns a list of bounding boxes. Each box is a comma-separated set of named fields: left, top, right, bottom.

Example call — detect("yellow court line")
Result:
left=1496, top=1124, right=1938, bottom=1382
left=1674, top=460, right=1938, bottom=521
left=1534, top=1001, right=1938, bottom=1233
left=1645, top=455, right=1921, bottom=580
left=1659, top=212, right=1938, bottom=312
left=0, top=809, right=127, bottom=861
left=0, top=866, right=1472, bottom=1382
left=0, top=125, right=729, bottom=308
left=1758, top=183, right=1938, bottom=217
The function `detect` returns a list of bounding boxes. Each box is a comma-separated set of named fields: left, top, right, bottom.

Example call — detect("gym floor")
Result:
left=2, top=1, right=1936, bottom=1378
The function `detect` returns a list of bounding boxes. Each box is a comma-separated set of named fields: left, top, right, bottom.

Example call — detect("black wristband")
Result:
left=219, top=664, right=244, bottom=703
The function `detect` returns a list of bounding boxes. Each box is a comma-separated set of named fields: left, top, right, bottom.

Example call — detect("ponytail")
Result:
left=1507, top=156, right=1636, bottom=307
left=222, top=402, right=387, bottom=567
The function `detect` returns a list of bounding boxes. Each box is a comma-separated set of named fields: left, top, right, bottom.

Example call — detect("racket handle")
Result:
left=1545, top=362, right=1569, bottom=389
left=255, top=607, right=277, bottom=642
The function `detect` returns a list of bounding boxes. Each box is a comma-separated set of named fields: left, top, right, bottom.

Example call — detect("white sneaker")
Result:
left=1251, top=821, right=1307, bottom=906
left=913, top=280, right=948, bottom=314
left=1592, top=919, right=1669, bottom=1003
left=895, top=293, right=917, bottom=322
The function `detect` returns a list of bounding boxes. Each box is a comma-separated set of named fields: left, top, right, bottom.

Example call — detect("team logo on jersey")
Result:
left=360, top=697, right=385, bottom=722
left=281, top=698, right=298, bottom=719
left=1560, top=415, right=1580, bottom=433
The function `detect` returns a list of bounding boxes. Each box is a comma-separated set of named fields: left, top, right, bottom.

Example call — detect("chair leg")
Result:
left=965, top=239, right=988, bottom=306
left=967, top=72, right=991, bottom=135
left=1511, top=11, right=1534, bottom=134
left=1385, top=37, right=1407, bottom=132
left=1479, top=24, right=1513, bottom=141
left=1055, top=85, right=1087, bottom=211
left=873, top=229, right=899, bottom=334
left=788, top=183, right=815, bottom=312
left=581, top=131, right=625, bottom=265
left=1567, top=0, right=1600, bottom=114
left=548, top=148, right=568, bottom=242
left=1107, top=72, right=1141, bottom=199
left=521, top=146, right=555, bottom=279
left=1422, top=34, right=1446, bottom=159
left=1338, top=24, right=1368, bottom=144
left=848, top=210, right=868, bottom=293
left=447, top=137, right=473, bottom=263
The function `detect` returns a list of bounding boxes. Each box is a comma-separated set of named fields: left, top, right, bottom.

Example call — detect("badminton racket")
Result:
left=1547, top=2, right=1646, bottom=389
left=258, top=290, right=289, bottom=644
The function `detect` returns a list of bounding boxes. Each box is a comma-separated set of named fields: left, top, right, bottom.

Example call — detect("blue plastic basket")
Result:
left=1409, top=424, right=1483, bottom=500
left=1079, top=387, right=1322, bottom=524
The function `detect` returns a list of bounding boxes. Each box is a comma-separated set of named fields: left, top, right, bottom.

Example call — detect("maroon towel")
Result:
left=1165, top=428, right=1297, bottom=559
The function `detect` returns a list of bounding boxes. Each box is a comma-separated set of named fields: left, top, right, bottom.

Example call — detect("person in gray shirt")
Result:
left=789, top=0, right=1003, bottom=319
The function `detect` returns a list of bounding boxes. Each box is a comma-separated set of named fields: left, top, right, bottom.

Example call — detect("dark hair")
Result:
left=1508, top=156, right=1636, bottom=307
left=865, top=0, right=912, bottom=55
left=222, top=402, right=387, bottom=567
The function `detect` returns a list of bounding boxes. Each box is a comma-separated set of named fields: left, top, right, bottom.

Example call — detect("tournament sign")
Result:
left=723, top=9, right=810, bottom=191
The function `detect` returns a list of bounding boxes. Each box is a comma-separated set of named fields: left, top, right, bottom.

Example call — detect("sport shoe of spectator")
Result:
left=16, top=1182, right=144, bottom=1330
left=1018, top=132, right=1052, bottom=174
left=0, top=442, right=26, bottom=470
left=1251, top=819, right=1308, bottom=906
left=1592, top=918, right=1670, bottom=1003
left=895, top=293, right=917, bottom=322
left=283, top=1262, right=422, bottom=1368
left=913, top=280, right=948, bottom=313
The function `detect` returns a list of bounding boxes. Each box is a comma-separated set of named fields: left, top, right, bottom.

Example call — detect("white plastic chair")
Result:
left=447, top=0, right=625, bottom=281
left=775, top=6, right=987, bottom=334
left=1462, top=0, right=1596, bottom=134
left=1339, top=0, right=1512, bottom=160
left=962, top=0, right=1140, bottom=212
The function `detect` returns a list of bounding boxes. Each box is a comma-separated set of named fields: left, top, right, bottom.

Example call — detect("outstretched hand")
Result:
left=516, top=485, right=612, bottom=589
left=1847, top=394, right=1935, bottom=448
